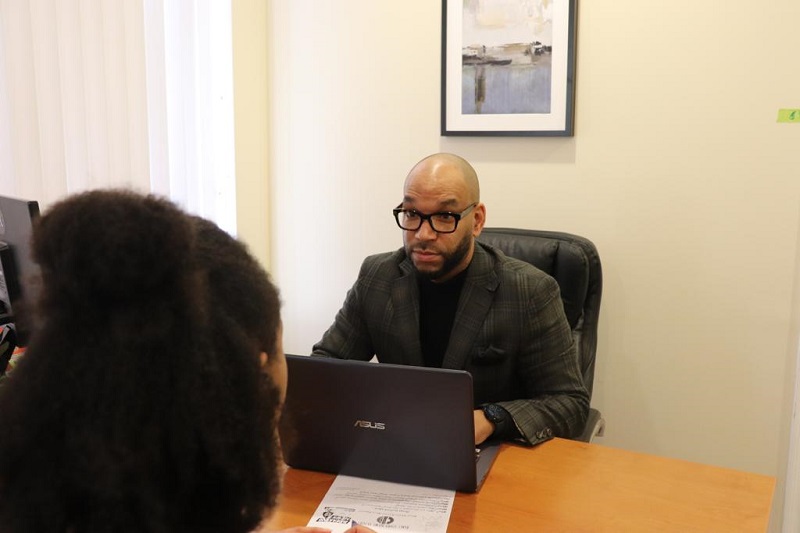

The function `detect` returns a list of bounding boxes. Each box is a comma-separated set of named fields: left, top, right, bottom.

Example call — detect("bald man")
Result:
left=312, top=153, right=589, bottom=446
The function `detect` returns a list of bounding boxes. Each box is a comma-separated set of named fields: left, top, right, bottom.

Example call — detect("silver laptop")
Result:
left=279, top=355, right=501, bottom=492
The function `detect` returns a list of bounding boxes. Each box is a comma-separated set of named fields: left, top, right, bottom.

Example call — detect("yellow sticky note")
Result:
left=777, top=109, right=800, bottom=123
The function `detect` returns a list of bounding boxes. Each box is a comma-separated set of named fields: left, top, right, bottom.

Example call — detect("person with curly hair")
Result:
left=0, top=190, right=373, bottom=533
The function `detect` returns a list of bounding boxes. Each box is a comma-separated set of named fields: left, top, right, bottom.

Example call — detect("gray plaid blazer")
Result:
left=312, top=242, right=589, bottom=445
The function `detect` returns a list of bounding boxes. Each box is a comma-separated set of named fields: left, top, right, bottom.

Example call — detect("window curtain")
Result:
left=0, top=0, right=236, bottom=235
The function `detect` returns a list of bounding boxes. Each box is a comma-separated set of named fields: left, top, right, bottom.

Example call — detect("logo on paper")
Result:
left=316, top=507, right=354, bottom=525
left=377, top=516, right=395, bottom=525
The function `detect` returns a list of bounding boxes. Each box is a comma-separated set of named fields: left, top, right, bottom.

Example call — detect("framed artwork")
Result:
left=441, top=0, right=578, bottom=137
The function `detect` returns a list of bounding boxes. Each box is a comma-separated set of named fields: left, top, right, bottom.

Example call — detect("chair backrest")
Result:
left=476, top=228, right=602, bottom=398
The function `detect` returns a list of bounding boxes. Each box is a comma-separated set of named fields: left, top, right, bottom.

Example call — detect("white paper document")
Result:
left=307, top=475, right=455, bottom=533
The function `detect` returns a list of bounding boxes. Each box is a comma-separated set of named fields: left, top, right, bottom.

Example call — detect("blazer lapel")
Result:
left=390, top=256, right=425, bottom=366
left=442, top=245, right=499, bottom=370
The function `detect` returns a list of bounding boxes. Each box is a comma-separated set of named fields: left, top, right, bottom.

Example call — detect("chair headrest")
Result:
left=477, top=228, right=597, bottom=329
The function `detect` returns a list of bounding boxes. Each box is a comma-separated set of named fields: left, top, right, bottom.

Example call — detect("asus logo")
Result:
left=354, top=420, right=386, bottom=430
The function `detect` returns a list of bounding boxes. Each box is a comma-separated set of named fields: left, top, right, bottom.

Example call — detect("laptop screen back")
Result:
left=279, top=355, right=480, bottom=491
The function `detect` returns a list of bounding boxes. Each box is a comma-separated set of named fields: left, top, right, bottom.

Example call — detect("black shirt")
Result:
left=418, top=270, right=467, bottom=368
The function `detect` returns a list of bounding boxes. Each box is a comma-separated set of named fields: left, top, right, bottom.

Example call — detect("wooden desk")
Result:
left=264, top=438, right=775, bottom=532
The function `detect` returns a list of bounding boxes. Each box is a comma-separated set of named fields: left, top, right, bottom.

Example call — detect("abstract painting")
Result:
left=441, top=0, right=577, bottom=136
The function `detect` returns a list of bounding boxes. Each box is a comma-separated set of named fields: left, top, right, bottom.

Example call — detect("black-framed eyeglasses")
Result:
left=392, top=203, right=477, bottom=234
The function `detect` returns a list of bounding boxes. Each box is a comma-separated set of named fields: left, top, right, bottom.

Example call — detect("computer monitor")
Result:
left=0, top=195, right=41, bottom=345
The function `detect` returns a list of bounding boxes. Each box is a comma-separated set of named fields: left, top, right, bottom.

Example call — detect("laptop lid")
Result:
left=279, top=355, right=499, bottom=492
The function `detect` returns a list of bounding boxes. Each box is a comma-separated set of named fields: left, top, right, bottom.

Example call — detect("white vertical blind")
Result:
left=0, top=0, right=236, bottom=235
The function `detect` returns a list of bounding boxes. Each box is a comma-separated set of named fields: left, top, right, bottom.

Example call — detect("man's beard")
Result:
left=408, top=232, right=472, bottom=282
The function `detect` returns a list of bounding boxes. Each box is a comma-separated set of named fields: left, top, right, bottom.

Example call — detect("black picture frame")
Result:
left=441, top=0, right=578, bottom=137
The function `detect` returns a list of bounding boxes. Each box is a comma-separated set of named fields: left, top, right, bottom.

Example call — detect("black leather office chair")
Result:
left=477, top=228, right=605, bottom=442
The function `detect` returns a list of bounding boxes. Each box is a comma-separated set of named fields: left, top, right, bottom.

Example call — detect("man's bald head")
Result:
left=404, top=153, right=480, bottom=204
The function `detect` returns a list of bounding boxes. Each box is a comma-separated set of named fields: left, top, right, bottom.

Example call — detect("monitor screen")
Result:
left=0, top=195, right=41, bottom=343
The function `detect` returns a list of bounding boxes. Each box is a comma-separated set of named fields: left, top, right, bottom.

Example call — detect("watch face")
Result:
left=483, top=404, right=505, bottom=424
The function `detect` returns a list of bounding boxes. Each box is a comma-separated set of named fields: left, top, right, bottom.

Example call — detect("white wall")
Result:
left=232, top=0, right=271, bottom=265
left=256, top=1, right=800, bottom=529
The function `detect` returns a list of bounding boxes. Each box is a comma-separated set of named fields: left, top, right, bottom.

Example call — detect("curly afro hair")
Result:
left=0, top=190, right=283, bottom=533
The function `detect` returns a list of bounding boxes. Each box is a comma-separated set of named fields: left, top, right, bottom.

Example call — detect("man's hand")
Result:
left=474, top=409, right=495, bottom=445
